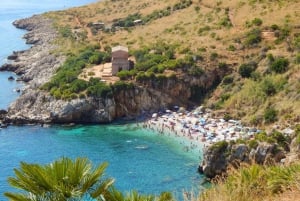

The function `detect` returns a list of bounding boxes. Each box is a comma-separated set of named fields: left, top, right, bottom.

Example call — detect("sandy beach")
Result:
left=139, top=106, right=261, bottom=155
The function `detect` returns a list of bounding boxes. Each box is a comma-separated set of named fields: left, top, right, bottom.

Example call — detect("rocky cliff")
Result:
left=199, top=139, right=297, bottom=178
left=1, top=14, right=225, bottom=124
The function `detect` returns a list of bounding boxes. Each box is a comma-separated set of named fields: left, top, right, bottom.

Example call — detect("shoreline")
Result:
left=140, top=119, right=204, bottom=158
left=140, top=106, right=260, bottom=146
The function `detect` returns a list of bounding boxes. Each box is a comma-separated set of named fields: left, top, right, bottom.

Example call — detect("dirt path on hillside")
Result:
left=74, top=16, right=93, bottom=40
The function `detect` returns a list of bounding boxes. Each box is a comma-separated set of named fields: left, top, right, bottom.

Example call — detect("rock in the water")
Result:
left=8, top=76, right=15, bottom=81
left=7, top=54, right=18, bottom=60
left=0, top=110, right=7, bottom=115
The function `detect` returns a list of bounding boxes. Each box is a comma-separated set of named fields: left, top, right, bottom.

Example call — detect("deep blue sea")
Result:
left=0, top=1, right=205, bottom=200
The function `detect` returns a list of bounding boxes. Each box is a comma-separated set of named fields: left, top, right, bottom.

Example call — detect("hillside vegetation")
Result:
left=197, top=162, right=300, bottom=201
left=43, top=0, right=300, bottom=127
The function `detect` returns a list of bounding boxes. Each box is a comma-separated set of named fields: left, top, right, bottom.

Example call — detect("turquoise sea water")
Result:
left=0, top=124, right=204, bottom=200
left=0, top=1, right=205, bottom=200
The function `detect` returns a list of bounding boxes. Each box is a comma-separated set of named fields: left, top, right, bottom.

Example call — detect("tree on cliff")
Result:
left=4, top=157, right=114, bottom=201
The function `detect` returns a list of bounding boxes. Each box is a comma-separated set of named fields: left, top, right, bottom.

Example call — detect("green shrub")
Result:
left=238, top=62, right=257, bottom=78
left=135, top=72, right=148, bottom=82
left=198, top=26, right=211, bottom=35
left=270, top=24, right=279, bottom=31
left=250, top=71, right=261, bottom=81
left=236, top=138, right=246, bottom=144
left=224, top=113, right=232, bottom=121
left=112, top=81, right=135, bottom=92
left=210, top=140, right=229, bottom=153
left=295, top=53, right=300, bottom=64
left=198, top=47, right=207, bottom=52
left=270, top=57, right=289, bottom=73
left=69, top=79, right=88, bottom=93
left=252, top=18, right=263, bottom=26
left=228, top=45, right=236, bottom=51
left=267, top=53, right=275, bottom=63
left=112, top=13, right=141, bottom=28
left=255, top=131, right=268, bottom=142
left=218, top=62, right=228, bottom=69
left=264, top=107, right=278, bottom=124
left=245, top=28, right=261, bottom=46
left=269, top=131, right=290, bottom=150
left=295, top=124, right=300, bottom=145
left=59, top=25, right=74, bottom=39
left=52, top=89, right=62, bottom=99
left=222, top=75, right=234, bottom=85
left=220, top=93, right=231, bottom=102
left=248, top=139, right=259, bottom=149
left=188, top=66, right=204, bottom=76
left=294, top=35, right=300, bottom=50
left=117, top=70, right=134, bottom=80
left=275, top=25, right=291, bottom=43
left=88, top=52, right=110, bottom=64
left=86, top=83, right=113, bottom=98
left=210, top=52, right=218, bottom=61
left=261, top=78, right=276, bottom=96
left=219, top=16, right=232, bottom=28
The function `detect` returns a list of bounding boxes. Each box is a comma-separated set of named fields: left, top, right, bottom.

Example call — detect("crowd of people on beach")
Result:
left=140, top=106, right=261, bottom=152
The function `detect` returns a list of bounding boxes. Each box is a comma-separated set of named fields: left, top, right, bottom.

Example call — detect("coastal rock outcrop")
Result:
left=200, top=141, right=287, bottom=178
left=200, top=144, right=228, bottom=178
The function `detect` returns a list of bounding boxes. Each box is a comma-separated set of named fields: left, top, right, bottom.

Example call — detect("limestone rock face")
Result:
left=229, top=144, right=250, bottom=163
left=7, top=90, right=116, bottom=124
left=200, top=142, right=287, bottom=178
left=201, top=147, right=228, bottom=179
left=249, top=143, right=285, bottom=164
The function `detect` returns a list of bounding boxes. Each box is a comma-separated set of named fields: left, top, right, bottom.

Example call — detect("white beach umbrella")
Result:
left=152, top=113, right=158, bottom=118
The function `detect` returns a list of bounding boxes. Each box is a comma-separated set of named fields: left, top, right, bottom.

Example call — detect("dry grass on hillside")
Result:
left=194, top=163, right=300, bottom=201
left=44, top=0, right=300, bottom=126
left=46, top=0, right=300, bottom=59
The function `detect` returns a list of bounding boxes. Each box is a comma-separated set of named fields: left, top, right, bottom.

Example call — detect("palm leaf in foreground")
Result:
left=4, top=157, right=114, bottom=201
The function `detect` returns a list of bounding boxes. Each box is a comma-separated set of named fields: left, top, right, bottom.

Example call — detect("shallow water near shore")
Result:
left=0, top=124, right=205, bottom=200
left=0, top=0, right=206, bottom=200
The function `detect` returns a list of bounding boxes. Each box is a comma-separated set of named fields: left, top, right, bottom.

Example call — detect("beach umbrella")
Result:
left=178, top=107, right=186, bottom=113
left=152, top=113, right=157, bottom=118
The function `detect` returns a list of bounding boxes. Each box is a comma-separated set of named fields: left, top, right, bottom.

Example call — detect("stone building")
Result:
left=111, top=45, right=130, bottom=75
